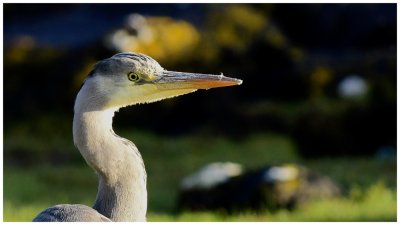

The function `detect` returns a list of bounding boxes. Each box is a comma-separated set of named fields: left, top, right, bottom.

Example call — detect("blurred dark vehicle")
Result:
left=178, top=163, right=342, bottom=213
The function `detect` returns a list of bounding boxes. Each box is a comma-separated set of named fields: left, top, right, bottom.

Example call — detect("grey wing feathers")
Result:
left=33, top=204, right=111, bottom=222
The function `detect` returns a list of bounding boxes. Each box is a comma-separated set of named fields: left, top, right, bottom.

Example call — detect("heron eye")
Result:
left=127, top=72, right=140, bottom=82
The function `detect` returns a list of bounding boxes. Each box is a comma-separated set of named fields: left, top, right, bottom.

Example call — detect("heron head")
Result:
left=80, top=52, right=242, bottom=109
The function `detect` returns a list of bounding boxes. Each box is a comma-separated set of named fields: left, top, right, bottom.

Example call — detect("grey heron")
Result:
left=32, top=52, right=242, bottom=222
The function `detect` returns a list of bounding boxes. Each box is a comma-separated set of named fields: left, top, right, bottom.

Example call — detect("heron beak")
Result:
left=156, top=70, right=243, bottom=90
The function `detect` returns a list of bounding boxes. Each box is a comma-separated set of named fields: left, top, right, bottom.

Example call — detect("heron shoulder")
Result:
left=32, top=204, right=111, bottom=222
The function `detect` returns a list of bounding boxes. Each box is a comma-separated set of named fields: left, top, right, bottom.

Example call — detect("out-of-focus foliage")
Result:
left=208, top=5, right=267, bottom=52
left=4, top=2, right=396, bottom=166
left=310, top=66, right=333, bottom=98
left=105, top=14, right=200, bottom=66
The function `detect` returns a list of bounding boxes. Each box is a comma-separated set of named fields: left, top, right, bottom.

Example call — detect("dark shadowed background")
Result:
left=3, top=3, right=397, bottom=221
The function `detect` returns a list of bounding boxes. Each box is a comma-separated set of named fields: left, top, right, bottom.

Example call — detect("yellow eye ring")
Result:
left=127, top=72, right=140, bottom=82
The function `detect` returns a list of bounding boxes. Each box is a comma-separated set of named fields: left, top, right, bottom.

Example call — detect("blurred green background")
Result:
left=3, top=3, right=397, bottom=221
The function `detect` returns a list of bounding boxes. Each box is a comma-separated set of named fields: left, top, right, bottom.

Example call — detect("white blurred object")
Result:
left=263, top=165, right=299, bottom=182
left=126, top=13, right=153, bottom=43
left=127, top=13, right=147, bottom=30
left=181, top=162, right=243, bottom=190
left=337, top=75, right=368, bottom=99
left=107, top=29, right=137, bottom=52
left=105, top=13, right=153, bottom=52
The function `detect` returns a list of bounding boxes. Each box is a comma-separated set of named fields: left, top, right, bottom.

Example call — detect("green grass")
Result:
left=3, top=129, right=397, bottom=221
left=149, top=182, right=397, bottom=221
left=4, top=179, right=397, bottom=222
left=149, top=181, right=397, bottom=221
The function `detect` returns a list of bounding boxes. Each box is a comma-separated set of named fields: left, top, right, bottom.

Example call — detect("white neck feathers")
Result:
left=72, top=84, right=147, bottom=221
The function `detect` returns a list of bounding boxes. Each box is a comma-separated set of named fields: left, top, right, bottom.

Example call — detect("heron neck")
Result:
left=73, top=104, right=147, bottom=221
